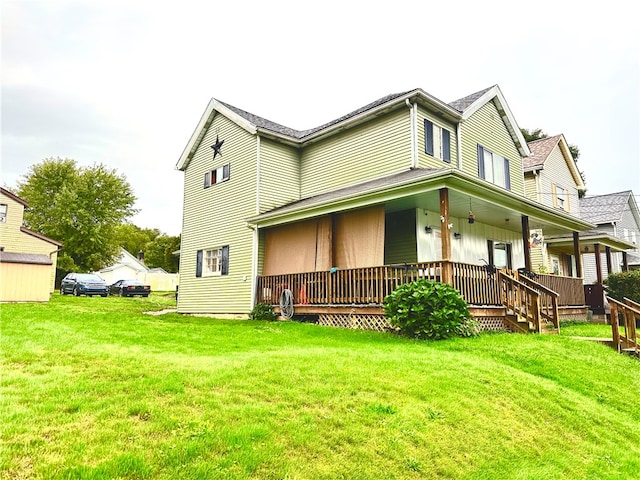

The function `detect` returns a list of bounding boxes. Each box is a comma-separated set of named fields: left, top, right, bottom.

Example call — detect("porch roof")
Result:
left=246, top=168, right=595, bottom=235
left=545, top=229, right=637, bottom=254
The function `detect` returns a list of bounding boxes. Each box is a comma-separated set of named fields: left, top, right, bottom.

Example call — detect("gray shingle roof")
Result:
left=448, top=86, right=494, bottom=112
left=218, top=90, right=414, bottom=140
left=579, top=190, right=632, bottom=224
left=524, top=135, right=562, bottom=169
left=0, top=252, right=52, bottom=265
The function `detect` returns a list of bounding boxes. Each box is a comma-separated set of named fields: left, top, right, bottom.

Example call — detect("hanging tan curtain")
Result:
left=334, top=205, right=385, bottom=268
left=263, top=220, right=318, bottom=275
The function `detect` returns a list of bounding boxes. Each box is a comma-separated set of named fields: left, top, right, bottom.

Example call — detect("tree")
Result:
left=17, top=157, right=138, bottom=273
left=144, top=234, right=181, bottom=273
left=521, top=128, right=586, bottom=195
left=113, top=223, right=160, bottom=259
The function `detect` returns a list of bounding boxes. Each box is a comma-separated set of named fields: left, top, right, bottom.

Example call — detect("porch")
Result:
left=256, top=261, right=586, bottom=333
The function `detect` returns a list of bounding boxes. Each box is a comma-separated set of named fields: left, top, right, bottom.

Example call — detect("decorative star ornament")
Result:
left=211, top=135, right=224, bottom=160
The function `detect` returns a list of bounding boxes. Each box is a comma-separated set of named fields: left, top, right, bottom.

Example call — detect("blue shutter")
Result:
left=477, top=145, right=485, bottom=179
left=221, top=245, right=229, bottom=275
left=196, top=250, right=203, bottom=277
left=442, top=129, right=451, bottom=163
left=504, top=158, right=511, bottom=190
left=204, top=172, right=211, bottom=188
left=424, top=120, right=434, bottom=156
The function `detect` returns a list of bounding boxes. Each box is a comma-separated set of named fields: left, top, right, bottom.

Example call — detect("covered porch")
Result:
left=248, top=169, right=595, bottom=331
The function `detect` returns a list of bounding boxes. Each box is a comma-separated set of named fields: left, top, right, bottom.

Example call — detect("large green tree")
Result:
left=144, top=234, right=181, bottom=273
left=17, top=157, right=138, bottom=272
left=113, top=223, right=160, bottom=259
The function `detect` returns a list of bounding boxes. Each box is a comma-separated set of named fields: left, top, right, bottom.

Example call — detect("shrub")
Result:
left=603, top=270, right=640, bottom=303
left=248, top=303, right=278, bottom=321
left=383, top=279, right=478, bottom=340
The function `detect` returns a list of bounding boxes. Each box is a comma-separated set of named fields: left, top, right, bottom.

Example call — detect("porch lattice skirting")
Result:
left=316, top=313, right=513, bottom=333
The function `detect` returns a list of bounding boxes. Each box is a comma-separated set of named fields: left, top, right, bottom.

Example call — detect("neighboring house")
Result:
left=176, top=85, right=595, bottom=328
left=0, top=187, right=62, bottom=302
left=96, top=248, right=179, bottom=292
left=579, top=191, right=640, bottom=284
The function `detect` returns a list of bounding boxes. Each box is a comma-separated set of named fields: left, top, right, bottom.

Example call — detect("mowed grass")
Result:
left=1, top=294, right=639, bottom=479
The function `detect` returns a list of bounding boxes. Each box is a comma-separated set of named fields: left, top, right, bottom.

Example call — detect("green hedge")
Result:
left=603, top=270, right=640, bottom=303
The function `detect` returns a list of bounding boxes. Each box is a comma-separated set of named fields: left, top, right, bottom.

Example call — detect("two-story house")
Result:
left=176, top=85, right=594, bottom=330
left=0, top=187, right=62, bottom=302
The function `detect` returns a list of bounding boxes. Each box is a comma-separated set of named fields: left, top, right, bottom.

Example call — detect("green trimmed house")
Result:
left=176, top=85, right=596, bottom=331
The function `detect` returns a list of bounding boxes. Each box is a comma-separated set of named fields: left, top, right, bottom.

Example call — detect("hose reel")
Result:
left=279, top=288, right=294, bottom=319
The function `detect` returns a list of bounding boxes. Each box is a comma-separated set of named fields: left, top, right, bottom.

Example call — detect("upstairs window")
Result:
left=477, top=145, right=510, bottom=190
left=0, top=204, right=6, bottom=223
left=424, top=120, right=451, bottom=163
left=196, top=246, right=229, bottom=277
left=553, top=184, right=569, bottom=211
left=204, top=164, right=230, bottom=188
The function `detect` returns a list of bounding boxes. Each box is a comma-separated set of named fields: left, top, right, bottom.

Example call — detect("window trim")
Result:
left=196, top=245, right=229, bottom=277
left=204, top=163, right=231, bottom=189
left=477, top=144, right=510, bottom=190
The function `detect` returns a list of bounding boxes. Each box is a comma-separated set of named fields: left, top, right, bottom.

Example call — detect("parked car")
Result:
left=60, top=273, right=108, bottom=297
left=109, top=279, right=151, bottom=297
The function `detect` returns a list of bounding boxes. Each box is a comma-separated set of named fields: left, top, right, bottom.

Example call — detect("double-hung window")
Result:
left=196, top=246, right=229, bottom=277
left=424, top=120, right=451, bottom=163
left=477, top=145, right=511, bottom=190
left=553, top=184, right=569, bottom=211
left=0, top=204, right=6, bottom=223
left=204, top=164, right=230, bottom=188
left=487, top=240, right=512, bottom=269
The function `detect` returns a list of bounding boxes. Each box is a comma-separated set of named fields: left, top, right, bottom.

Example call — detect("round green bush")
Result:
left=383, top=279, right=477, bottom=340
left=604, top=270, right=640, bottom=304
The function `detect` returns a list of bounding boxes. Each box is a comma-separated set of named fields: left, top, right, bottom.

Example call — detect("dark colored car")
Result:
left=109, top=279, right=151, bottom=297
left=60, top=273, right=108, bottom=297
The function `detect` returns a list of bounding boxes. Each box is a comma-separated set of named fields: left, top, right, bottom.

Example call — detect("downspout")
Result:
left=406, top=99, right=417, bottom=169
left=250, top=136, right=261, bottom=309
left=456, top=121, right=463, bottom=170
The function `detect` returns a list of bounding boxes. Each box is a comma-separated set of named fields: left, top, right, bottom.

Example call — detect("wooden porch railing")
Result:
left=516, top=274, right=560, bottom=330
left=497, top=271, right=542, bottom=333
left=256, top=261, right=505, bottom=307
left=533, top=273, right=584, bottom=306
left=256, top=262, right=565, bottom=332
left=607, top=296, right=639, bottom=355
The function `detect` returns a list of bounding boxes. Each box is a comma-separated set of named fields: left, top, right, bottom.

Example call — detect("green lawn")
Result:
left=1, top=294, right=639, bottom=479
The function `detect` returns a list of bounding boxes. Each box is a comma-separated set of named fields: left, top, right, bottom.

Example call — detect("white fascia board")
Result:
left=176, top=99, right=258, bottom=171
left=460, top=85, right=531, bottom=158
left=558, top=135, right=585, bottom=189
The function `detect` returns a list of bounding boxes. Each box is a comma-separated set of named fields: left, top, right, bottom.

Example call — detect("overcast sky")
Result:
left=2, top=0, right=639, bottom=236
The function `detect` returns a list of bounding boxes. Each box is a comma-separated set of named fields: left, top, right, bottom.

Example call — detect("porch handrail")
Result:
left=606, top=296, right=639, bottom=355
left=497, top=271, right=542, bottom=333
left=515, top=274, right=560, bottom=330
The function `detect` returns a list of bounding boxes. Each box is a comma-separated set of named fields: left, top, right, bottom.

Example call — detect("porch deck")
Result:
left=256, top=261, right=587, bottom=333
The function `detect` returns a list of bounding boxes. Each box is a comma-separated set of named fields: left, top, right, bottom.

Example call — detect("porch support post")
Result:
left=605, top=246, right=613, bottom=275
left=594, top=243, right=603, bottom=284
left=622, top=251, right=629, bottom=271
left=573, top=232, right=582, bottom=278
left=521, top=215, right=531, bottom=272
left=439, top=188, right=453, bottom=285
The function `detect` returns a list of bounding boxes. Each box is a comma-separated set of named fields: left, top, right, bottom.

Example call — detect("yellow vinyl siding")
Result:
left=460, top=102, right=524, bottom=195
left=524, top=173, right=539, bottom=201
left=178, top=114, right=256, bottom=315
left=416, top=106, right=458, bottom=169
left=1, top=262, right=52, bottom=302
left=259, top=138, right=301, bottom=213
left=538, top=145, right=580, bottom=216
left=300, top=109, right=411, bottom=198
left=0, top=192, right=59, bottom=293
left=0, top=194, right=26, bottom=251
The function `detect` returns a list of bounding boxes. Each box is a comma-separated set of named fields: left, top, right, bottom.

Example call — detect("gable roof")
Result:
left=524, top=134, right=585, bottom=189
left=448, top=84, right=530, bottom=157
left=579, top=190, right=639, bottom=225
left=1, top=187, right=28, bottom=207
left=177, top=85, right=528, bottom=170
